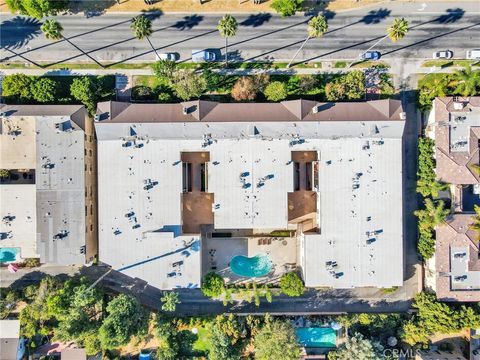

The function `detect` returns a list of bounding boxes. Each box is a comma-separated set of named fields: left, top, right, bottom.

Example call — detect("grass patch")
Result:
left=421, top=60, right=478, bottom=68
left=334, top=61, right=347, bottom=68
left=192, top=327, right=211, bottom=353
left=381, top=287, right=399, bottom=294
left=351, top=61, right=390, bottom=69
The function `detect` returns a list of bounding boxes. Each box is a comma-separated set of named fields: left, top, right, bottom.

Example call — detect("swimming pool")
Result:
left=0, top=248, right=20, bottom=263
left=230, top=254, right=272, bottom=277
left=296, top=327, right=337, bottom=348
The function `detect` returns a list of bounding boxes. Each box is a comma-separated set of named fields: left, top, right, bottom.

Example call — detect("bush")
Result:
left=270, top=0, right=303, bottom=17
left=0, top=169, right=10, bottom=179
left=325, top=71, right=365, bottom=101
left=172, top=70, right=207, bottom=101
left=231, top=76, right=257, bottom=101
left=201, top=272, right=225, bottom=298
left=5, top=0, right=67, bottom=19
left=2, top=74, right=33, bottom=102
left=264, top=81, right=288, bottom=101
left=30, top=77, right=57, bottom=103
left=279, top=272, right=304, bottom=297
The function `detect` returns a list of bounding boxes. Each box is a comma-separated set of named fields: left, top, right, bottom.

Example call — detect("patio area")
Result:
left=204, top=236, right=298, bottom=284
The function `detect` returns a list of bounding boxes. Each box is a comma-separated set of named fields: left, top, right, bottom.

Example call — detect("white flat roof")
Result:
left=0, top=320, right=20, bottom=339
left=0, top=185, right=37, bottom=259
left=303, top=137, right=404, bottom=288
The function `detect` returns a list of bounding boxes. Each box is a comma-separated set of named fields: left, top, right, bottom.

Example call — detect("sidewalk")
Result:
left=0, top=0, right=387, bottom=15
left=0, top=62, right=468, bottom=77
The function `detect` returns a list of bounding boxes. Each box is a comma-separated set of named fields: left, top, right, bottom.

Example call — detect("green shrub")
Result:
left=279, top=272, right=304, bottom=297
left=30, top=77, right=57, bottom=103
left=270, top=0, right=303, bottom=17
left=264, top=81, right=288, bottom=101
left=2, top=74, right=33, bottom=102
left=201, top=272, right=225, bottom=298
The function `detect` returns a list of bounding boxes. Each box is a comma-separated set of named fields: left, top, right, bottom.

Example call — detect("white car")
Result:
left=155, top=53, right=179, bottom=61
left=433, top=50, right=453, bottom=59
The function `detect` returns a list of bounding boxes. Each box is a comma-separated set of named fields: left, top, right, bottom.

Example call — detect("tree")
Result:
left=287, top=15, right=328, bottom=68
left=231, top=76, right=257, bottom=101
left=70, top=76, right=99, bottom=115
left=414, top=198, right=449, bottom=230
left=325, top=81, right=346, bottom=101
left=2, top=74, right=33, bottom=102
left=155, top=314, right=180, bottom=360
left=201, top=272, right=225, bottom=298
left=0, top=290, right=18, bottom=319
left=470, top=204, right=480, bottom=241
left=161, top=292, right=180, bottom=312
left=387, top=17, right=409, bottom=42
left=0, top=169, right=10, bottom=179
left=279, top=272, right=304, bottom=297
left=270, top=0, right=303, bottom=17
left=172, top=70, right=207, bottom=100
left=254, top=317, right=301, bottom=360
left=359, top=17, right=409, bottom=58
left=30, top=77, right=57, bottom=103
left=401, top=292, right=480, bottom=346
left=5, top=0, right=67, bottom=19
left=152, top=60, right=177, bottom=83
left=217, top=14, right=238, bottom=66
left=450, top=66, right=480, bottom=97
left=416, top=137, right=438, bottom=197
left=41, top=19, right=63, bottom=40
left=264, top=81, right=288, bottom=101
left=209, top=320, right=242, bottom=360
left=98, top=294, right=148, bottom=349
left=343, top=70, right=365, bottom=100
left=417, top=227, right=435, bottom=260
left=333, top=333, right=382, bottom=360
left=131, top=15, right=159, bottom=58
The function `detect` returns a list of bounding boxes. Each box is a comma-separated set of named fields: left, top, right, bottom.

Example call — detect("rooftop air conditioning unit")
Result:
left=94, top=115, right=100, bottom=121
left=183, top=107, right=189, bottom=115
left=400, top=112, right=406, bottom=120
left=453, top=102, right=464, bottom=110
left=312, top=106, right=320, bottom=114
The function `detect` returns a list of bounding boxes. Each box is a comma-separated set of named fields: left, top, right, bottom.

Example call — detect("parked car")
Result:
left=192, top=49, right=216, bottom=63
left=155, top=53, right=179, bottom=61
left=432, top=50, right=453, bottom=59
left=466, top=49, right=480, bottom=60
left=361, top=51, right=381, bottom=60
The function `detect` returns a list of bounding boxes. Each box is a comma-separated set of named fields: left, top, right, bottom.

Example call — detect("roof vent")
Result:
left=183, top=107, right=189, bottom=115
left=453, top=101, right=464, bottom=110
left=94, top=115, right=100, bottom=121
left=400, top=112, right=406, bottom=120
left=312, top=106, right=320, bottom=114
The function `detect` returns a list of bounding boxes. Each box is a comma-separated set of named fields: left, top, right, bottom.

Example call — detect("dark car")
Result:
left=361, top=51, right=381, bottom=60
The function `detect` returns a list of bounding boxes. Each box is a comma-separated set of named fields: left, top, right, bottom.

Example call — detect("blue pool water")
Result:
left=0, top=247, right=20, bottom=263
left=230, top=254, right=272, bottom=277
left=296, top=327, right=337, bottom=348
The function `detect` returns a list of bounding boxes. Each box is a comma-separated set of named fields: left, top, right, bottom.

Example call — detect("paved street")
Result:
left=1, top=2, right=479, bottom=65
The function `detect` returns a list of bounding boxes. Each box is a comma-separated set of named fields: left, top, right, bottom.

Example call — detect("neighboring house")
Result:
left=427, top=97, right=480, bottom=302
left=0, top=105, right=97, bottom=265
left=0, top=320, right=24, bottom=360
left=95, top=99, right=405, bottom=290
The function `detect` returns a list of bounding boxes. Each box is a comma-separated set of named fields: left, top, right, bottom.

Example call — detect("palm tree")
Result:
left=161, top=291, right=180, bottom=312
left=417, top=180, right=449, bottom=198
left=41, top=19, right=104, bottom=68
left=414, top=198, right=449, bottom=230
left=387, top=17, right=409, bottom=42
left=131, top=15, right=159, bottom=58
left=217, top=14, right=238, bottom=66
left=359, top=17, right=409, bottom=59
left=450, top=66, right=480, bottom=97
left=287, top=15, right=328, bottom=68
left=41, top=19, right=63, bottom=40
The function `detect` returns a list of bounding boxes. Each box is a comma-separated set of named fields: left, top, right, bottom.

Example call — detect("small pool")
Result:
left=0, top=247, right=20, bottom=263
left=230, top=254, right=272, bottom=277
left=296, top=327, right=337, bottom=348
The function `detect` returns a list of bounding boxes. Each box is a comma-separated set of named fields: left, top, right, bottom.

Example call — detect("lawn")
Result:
left=421, top=60, right=478, bottom=68
left=192, top=326, right=211, bottom=353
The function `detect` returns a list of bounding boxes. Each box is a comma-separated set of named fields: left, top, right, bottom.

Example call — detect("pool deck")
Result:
left=205, top=236, right=297, bottom=284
